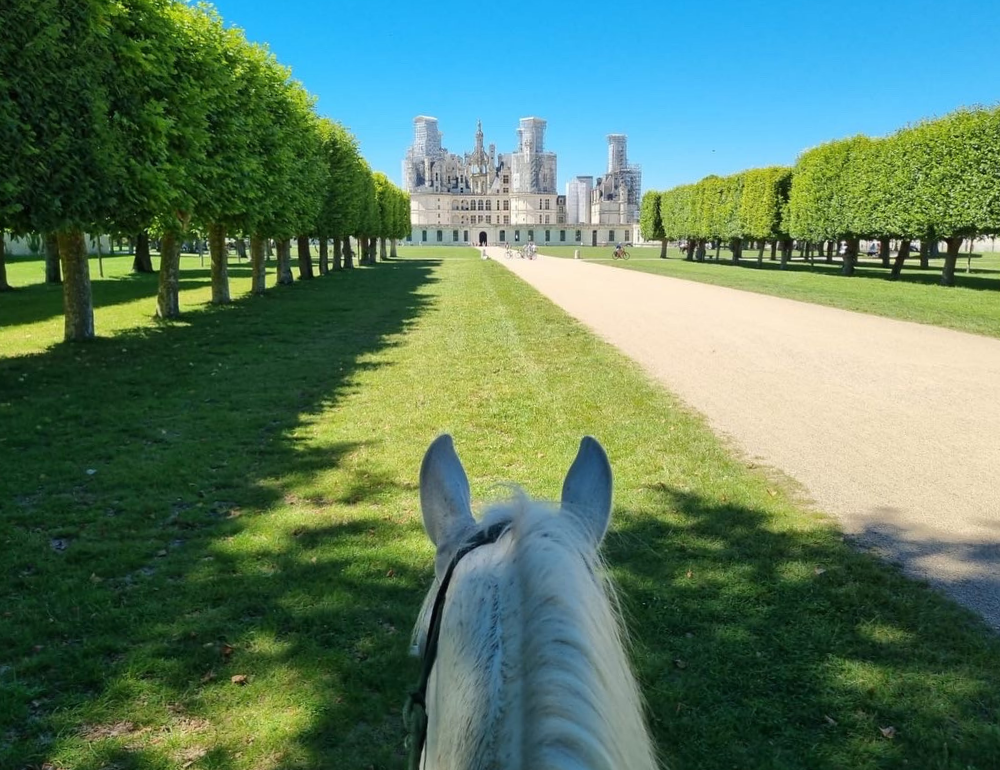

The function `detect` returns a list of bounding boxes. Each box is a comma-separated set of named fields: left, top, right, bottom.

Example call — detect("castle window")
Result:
left=504, top=216, right=510, bottom=224
left=477, top=200, right=484, bottom=211
left=499, top=229, right=506, bottom=242
left=422, top=230, right=428, bottom=242
left=559, top=230, right=566, bottom=242
left=453, top=230, right=459, bottom=242
left=609, top=231, right=615, bottom=242
left=485, top=200, right=492, bottom=211
left=436, top=230, right=443, bottom=242
left=486, top=216, right=492, bottom=224
left=544, top=215, right=550, bottom=224
left=575, top=230, right=581, bottom=242
left=528, top=230, right=534, bottom=241
left=545, top=230, right=551, bottom=242
left=503, top=200, right=509, bottom=211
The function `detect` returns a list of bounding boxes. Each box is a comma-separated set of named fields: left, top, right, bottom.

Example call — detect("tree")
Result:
left=326, top=126, right=365, bottom=270
left=739, top=167, right=792, bottom=266
left=788, top=137, right=868, bottom=275
left=354, top=160, right=379, bottom=266
left=639, top=191, right=667, bottom=258
left=2, top=0, right=123, bottom=338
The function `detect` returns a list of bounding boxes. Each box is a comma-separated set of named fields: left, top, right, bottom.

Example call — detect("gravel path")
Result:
left=489, top=248, right=1000, bottom=630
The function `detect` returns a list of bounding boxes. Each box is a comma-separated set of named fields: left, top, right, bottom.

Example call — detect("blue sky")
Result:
left=206, top=0, right=1000, bottom=193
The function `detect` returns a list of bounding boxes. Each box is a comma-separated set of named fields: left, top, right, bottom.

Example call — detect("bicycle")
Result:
left=612, top=248, right=630, bottom=260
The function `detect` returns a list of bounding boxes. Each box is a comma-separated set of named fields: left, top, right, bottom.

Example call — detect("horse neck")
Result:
left=423, top=504, right=658, bottom=770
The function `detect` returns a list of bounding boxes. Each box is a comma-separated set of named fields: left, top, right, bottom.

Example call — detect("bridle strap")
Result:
left=405, top=522, right=510, bottom=770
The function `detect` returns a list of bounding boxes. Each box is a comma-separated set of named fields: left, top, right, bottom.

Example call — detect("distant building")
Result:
left=566, top=176, right=593, bottom=225
left=403, top=116, right=639, bottom=247
left=591, top=134, right=642, bottom=226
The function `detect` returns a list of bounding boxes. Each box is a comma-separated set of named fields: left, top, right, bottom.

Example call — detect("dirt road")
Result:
left=490, top=248, right=1000, bottom=630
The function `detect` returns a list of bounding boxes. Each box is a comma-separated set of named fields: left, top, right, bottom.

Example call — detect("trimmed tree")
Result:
left=639, top=191, right=667, bottom=258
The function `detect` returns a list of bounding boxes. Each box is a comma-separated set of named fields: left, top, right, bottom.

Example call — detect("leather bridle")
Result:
left=404, top=522, right=510, bottom=770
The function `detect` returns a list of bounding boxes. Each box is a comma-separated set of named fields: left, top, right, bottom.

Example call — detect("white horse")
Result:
left=407, top=434, right=659, bottom=770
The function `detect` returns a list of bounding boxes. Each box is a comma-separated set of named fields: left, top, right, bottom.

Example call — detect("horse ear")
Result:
left=420, top=434, right=476, bottom=548
left=560, top=436, right=613, bottom=546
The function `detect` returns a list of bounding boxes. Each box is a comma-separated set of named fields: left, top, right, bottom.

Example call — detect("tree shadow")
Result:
left=731, top=256, right=1000, bottom=291
left=0, top=260, right=440, bottom=769
left=604, top=485, right=1000, bottom=769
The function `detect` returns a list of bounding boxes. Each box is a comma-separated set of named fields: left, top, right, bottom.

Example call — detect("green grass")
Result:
left=536, top=245, right=1000, bottom=339
left=2, top=246, right=999, bottom=769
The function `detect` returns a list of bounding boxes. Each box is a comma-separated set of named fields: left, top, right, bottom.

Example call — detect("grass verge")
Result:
left=1, top=246, right=998, bottom=769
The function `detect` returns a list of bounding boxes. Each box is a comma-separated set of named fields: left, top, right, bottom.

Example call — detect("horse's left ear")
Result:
left=420, top=434, right=477, bottom=549
left=561, top=436, right=613, bottom=546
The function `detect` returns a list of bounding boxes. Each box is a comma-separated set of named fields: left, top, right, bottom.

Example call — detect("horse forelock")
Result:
left=414, top=491, right=658, bottom=770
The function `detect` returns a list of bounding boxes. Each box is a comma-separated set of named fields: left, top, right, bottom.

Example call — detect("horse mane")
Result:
left=412, top=490, right=659, bottom=770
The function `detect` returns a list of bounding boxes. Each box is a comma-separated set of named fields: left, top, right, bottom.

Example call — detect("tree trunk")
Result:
left=879, top=236, right=891, bottom=268
left=919, top=239, right=931, bottom=269
left=297, top=235, right=313, bottom=279
left=250, top=234, right=266, bottom=295
left=44, top=232, right=61, bottom=283
left=156, top=230, right=181, bottom=319
left=685, top=240, right=695, bottom=261
left=0, top=232, right=11, bottom=291
left=659, top=239, right=667, bottom=259
left=318, top=239, right=329, bottom=275
left=940, top=237, right=963, bottom=286
left=56, top=229, right=95, bottom=338
left=756, top=241, right=765, bottom=266
left=369, top=237, right=378, bottom=264
left=730, top=238, right=741, bottom=265
left=826, top=241, right=834, bottom=262
left=714, top=241, right=721, bottom=260
left=209, top=223, right=230, bottom=304
left=780, top=238, right=791, bottom=269
left=770, top=240, right=777, bottom=261
left=379, top=236, right=387, bottom=261
left=333, top=237, right=343, bottom=270
left=841, top=236, right=859, bottom=276
left=343, top=236, right=354, bottom=269
left=390, top=238, right=398, bottom=258
left=890, top=238, right=910, bottom=280
left=94, top=234, right=104, bottom=278
left=133, top=231, right=153, bottom=273
left=276, top=239, right=293, bottom=284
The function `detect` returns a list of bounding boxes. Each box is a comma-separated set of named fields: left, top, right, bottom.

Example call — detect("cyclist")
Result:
left=614, top=243, right=624, bottom=259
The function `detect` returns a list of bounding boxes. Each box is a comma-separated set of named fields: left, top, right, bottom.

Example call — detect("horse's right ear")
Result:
left=420, top=434, right=476, bottom=548
left=561, top=436, right=613, bottom=546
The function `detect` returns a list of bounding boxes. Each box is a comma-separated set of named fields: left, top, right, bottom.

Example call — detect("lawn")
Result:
left=534, top=245, right=1000, bottom=339
left=1, top=247, right=999, bottom=769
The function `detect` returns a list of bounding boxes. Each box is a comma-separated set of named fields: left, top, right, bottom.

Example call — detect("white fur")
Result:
left=412, top=491, right=659, bottom=770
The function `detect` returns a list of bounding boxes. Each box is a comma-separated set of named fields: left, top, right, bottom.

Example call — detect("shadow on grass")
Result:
left=606, top=485, right=1000, bottom=770
left=0, top=260, right=439, bottom=769
left=694, top=254, right=1000, bottom=291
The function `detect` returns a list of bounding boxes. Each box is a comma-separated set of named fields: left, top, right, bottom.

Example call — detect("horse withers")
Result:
left=407, top=434, right=658, bottom=770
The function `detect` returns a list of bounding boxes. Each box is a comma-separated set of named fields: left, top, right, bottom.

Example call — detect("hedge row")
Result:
left=641, top=106, right=1000, bottom=286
